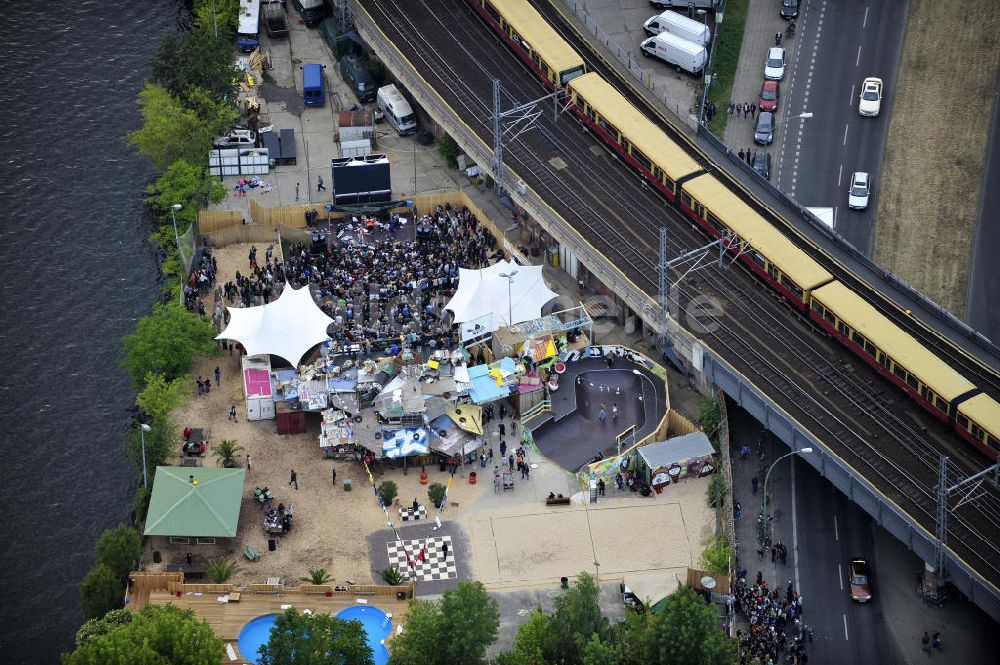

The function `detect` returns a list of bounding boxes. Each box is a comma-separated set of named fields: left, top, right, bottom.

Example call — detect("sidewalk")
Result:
left=722, top=0, right=800, bottom=159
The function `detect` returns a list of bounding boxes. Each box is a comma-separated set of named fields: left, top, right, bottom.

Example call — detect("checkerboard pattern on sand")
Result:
left=386, top=536, right=456, bottom=582
left=398, top=505, right=427, bottom=522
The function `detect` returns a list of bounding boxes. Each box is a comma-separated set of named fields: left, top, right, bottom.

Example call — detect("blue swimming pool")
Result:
left=236, top=606, right=392, bottom=665
left=336, top=605, right=392, bottom=665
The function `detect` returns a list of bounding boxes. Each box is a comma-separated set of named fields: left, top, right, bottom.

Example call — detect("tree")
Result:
left=125, top=416, right=177, bottom=474
left=582, top=632, right=623, bottom=665
left=257, top=608, right=373, bottom=665
left=121, top=300, right=217, bottom=389
left=503, top=609, right=551, bottom=665
left=192, top=0, right=240, bottom=35
left=545, top=572, right=606, bottom=664
left=390, top=582, right=499, bottom=665
left=63, top=604, right=222, bottom=664
left=436, top=133, right=460, bottom=168
left=79, top=564, right=123, bottom=620
left=136, top=372, right=188, bottom=421
left=427, top=482, right=447, bottom=509
left=700, top=536, right=734, bottom=575
left=377, top=480, right=398, bottom=507
left=127, top=83, right=220, bottom=171
left=699, top=397, right=721, bottom=443
left=95, top=524, right=142, bottom=581
left=706, top=473, right=727, bottom=509
left=150, top=29, right=240, bottom=104
left=635, top=586, right=736, bottom=665
left=213, top=439, right=245, bottom=468
left=145, top=159, right=228, bottom=245
left=75, top=608, right=133, bottom=646
left=301, top=568, right=333, bottom=585
left=206, top=558, right=241, bottom=583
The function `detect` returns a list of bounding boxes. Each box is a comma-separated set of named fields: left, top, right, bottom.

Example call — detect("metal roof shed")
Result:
left=143, top=467, right=247, bottom=538
left=637, top=432, right=715, bottom=470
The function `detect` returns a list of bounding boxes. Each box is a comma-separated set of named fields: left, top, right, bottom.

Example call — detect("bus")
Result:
left=236, top=0, right=261, bottom=52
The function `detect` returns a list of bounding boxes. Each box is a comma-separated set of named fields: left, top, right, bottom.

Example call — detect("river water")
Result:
left=0, top=2, right=185, bottom=661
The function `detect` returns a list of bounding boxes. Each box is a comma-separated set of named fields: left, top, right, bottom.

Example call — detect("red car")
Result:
left=759, top=80, right=780, bottom=112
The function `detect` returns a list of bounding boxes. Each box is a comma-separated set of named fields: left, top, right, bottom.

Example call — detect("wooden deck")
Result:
left=144, top=588, right=411, bottom=663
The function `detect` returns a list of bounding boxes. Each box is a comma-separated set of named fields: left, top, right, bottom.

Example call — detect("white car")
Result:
left=859, top=77, right=883, bottom=117
left=213, top=128, right=257, bottom=149
left=764, top=47, right=786, bottom=80
left=848, top=172, right=871, bottom=209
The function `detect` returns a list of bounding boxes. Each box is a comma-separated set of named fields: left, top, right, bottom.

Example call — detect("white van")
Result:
left=640, top=33, right=707, bottom=75
left=377, top=84, right=417, bottom=136
left=643, top=11, right=710, bottom=45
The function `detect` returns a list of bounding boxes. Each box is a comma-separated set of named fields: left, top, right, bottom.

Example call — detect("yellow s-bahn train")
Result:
left=468, top=0, right=1000, bottom=459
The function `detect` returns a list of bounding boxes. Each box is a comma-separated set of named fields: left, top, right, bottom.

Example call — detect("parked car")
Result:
left=754, top=111, right=774, bottom=145
left=759, top=79, right=780, bottom=112
left=764, top=47, right=786, bottom=80
left=213, top=129, right=257, bottom=149
left=780, top=0, right=799, bottom=19
left=859, top=77, right=883, bottom=117
left=848, top=558, right=873, bottom=602
left=753, top=151, right=772, bottom=180
left=848, top=172, right=871, bottom=209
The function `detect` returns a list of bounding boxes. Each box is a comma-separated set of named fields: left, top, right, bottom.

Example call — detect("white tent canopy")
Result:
left=216, top=285, right=334, bottom=366
left=445, top=259, right=558, bottom=332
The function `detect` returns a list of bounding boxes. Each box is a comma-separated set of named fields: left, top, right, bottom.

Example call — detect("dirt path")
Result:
left=873, top=0, right=1000, bottom=316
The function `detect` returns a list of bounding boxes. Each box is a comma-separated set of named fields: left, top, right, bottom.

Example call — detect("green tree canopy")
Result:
left=145, top=159, right=228, bottom=236
left=500, top=609, right=551, bottom=665
left=626, top=586, right=736, bottom=665
left=121, top=300, right=217, bottom=389
left=546, top=572, right=606, bottom=664
left=700, top=536, right=734, bottom=575
left=78, top=563, right=124, bottom=621
left=192, top=0, right=240, bottom=36
left=95, top=524, right=142, bottom=581
left=75, top=608, right=133, bottom=647
left=63, top=604, right=222, bottom=665
left=128, top=83, right=220, bottom=171
left=125, top=416, right=177, bottom=476
left=390, top=582, right=499, bottom=665
left=136, top=372, right=188, bottom=421
left=257, top=608, right=373, bottom=665
left=150, top=29, right=240, bottom=105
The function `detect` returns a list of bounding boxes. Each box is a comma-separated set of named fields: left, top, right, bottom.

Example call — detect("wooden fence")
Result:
left=128, top=571, right=184, bottom=610
left=198, top=210, right=245, bottom=233
left=204, top=224, right=281, bottom=248
left=668, top=409, right=700, bottom=436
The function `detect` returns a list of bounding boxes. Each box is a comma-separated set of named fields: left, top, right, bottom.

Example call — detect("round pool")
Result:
left=236, top=607, right=392, bottom=665
left=336, top=605, right=392, bottom=665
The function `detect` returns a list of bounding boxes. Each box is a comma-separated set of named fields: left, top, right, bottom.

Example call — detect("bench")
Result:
left=166, top=563, right=206, bottom=580
left=545, top=496, right=571, bottom=506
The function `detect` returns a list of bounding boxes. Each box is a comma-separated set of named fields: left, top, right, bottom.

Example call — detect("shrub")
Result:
left=700, top=536, right=734, bottom=575
left=206, top=558, right=241, bottom=584
left=381, top=566, right=407, bottom=585
left=427, top=483, right=447, bottom=509
left=378, top=480, right=398, bottom=507
left=436, top=134, right=460, bottom=168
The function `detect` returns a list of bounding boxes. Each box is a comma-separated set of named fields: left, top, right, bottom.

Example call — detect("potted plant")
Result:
left=206, top=558, right=241, bottom=584
left=300, top=568, right=333, bottom=585
left=213, top=439, right=245, bottom=468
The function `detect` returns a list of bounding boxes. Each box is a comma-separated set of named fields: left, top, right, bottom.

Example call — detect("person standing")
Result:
left=246, top=454, right=253, bottom=470
left=508, top=454, right=515, bottom=472
left=921, top=632, right=931, bottom=654
left=214, top=366, right=221, bottom=385
left=317, top=175, right=326, bottom=192
left=229, top=405, right=237, bottom=422
left=499, top=422, right=506, bottom=437
left=196, top=376, right=205, bottom=394
left=494, top=467, right=501, bottom=494
left=750, top=102, right=757, bottom=118
left=290, top=469, right=298, bottom=490
left=204, top=378, right=211, bottom=394
left=295, top=182, right=300, bottom=201
left=500, top=440, right=507, bottom=457
left=739, top=149, right=746, bottom=162
left=611, top=404, right=618, bottom=421
left=931, top=632, right=942, bottom=650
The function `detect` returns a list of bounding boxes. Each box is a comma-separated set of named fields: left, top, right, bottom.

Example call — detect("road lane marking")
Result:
left=843, top=124, right=849, bottom=146
left=856, top=45, right=862, bottom=67
left=863, top=6, right=869, bottom=29
left=849, top=83, right=855, bottom=106
left=834, top=514, right=839, bottom=540
left=843, top=614, right=850, bottom=641
left=839, top=563, right=844, bottom=590
left=792, top=456, right=803, bottom=597
left=838, top=164, right=843, bottom=187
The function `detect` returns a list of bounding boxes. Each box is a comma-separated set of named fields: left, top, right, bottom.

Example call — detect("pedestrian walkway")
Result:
left=723, top=0, right=801, bottom=167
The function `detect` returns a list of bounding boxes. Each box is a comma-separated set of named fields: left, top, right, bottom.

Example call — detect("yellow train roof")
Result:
left=683, top=176, right=832, bottom=290
left=812, top=282, right=975, bottom=399
left=567, top=72, right=701, bottom=180
left=492, top=0, right=585, bottom=76
left=957, top=393, right=1000, bottom=439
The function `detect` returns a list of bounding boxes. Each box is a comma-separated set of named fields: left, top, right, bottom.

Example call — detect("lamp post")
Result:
left=499, top=270, right=518, bottom=326
left=761, top=447, right=812, bottom=544
left=170, top=203, right=183, bottom=254
left=777, top=111, right=814, bottom=128
left=140, top=423, right=152, bottom=490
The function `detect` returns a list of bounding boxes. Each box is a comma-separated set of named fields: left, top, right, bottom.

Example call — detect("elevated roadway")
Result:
left=350, top=0, right=1000, bottom=618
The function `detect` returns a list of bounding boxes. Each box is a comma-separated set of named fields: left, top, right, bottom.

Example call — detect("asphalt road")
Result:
left=775, top=0, right=909, bottom=255
left=966, top=50, right=1000, bottom=343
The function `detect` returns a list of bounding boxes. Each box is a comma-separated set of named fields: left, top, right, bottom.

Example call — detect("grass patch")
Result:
left=705, top=0, right=749, bottom=137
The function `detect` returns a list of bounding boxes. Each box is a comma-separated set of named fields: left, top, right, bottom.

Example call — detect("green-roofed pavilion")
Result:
left=144, top=466, right=246, bottom=538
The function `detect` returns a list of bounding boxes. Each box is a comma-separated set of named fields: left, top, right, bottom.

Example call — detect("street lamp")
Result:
left=140, top=423, right=152, bottom=491
left=777, top=111, right=813, bottom=127
left=170, top=203, right=183, bottom=254
left=761, top=447, right=812, bottom=543
left=499, top=270, right=518, bottom=326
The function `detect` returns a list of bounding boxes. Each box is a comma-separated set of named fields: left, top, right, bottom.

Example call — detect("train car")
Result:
left=566, top=73, right=703, bottom=202
left=809, top=282, right=985, bottom=431
left=681, top=175, right=833, bottom=310
left=468, top=0, right=586, bottom=89
left=955, top=393, right=1000, bottom=460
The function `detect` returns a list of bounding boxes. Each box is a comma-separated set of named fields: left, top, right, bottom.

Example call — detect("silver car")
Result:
left=764, top=47, right=786, bottom=80
left=754, top=112, right=774, bottom=145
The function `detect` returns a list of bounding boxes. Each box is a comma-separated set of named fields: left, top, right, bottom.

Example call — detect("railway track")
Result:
left=356, top=0, right=1000, bottom=588
left=526, top=0, right=1000, bottom=399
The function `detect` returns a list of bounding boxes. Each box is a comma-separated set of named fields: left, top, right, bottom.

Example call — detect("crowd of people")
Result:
left=212, top=204, right=501, bottom=357
left=733, top=573, right=810, bottom=665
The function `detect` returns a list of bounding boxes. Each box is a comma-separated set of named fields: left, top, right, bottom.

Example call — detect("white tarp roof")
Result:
left=216, top=285, right=334, bottom=367
left=445, top=259, right=558, bottom=329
